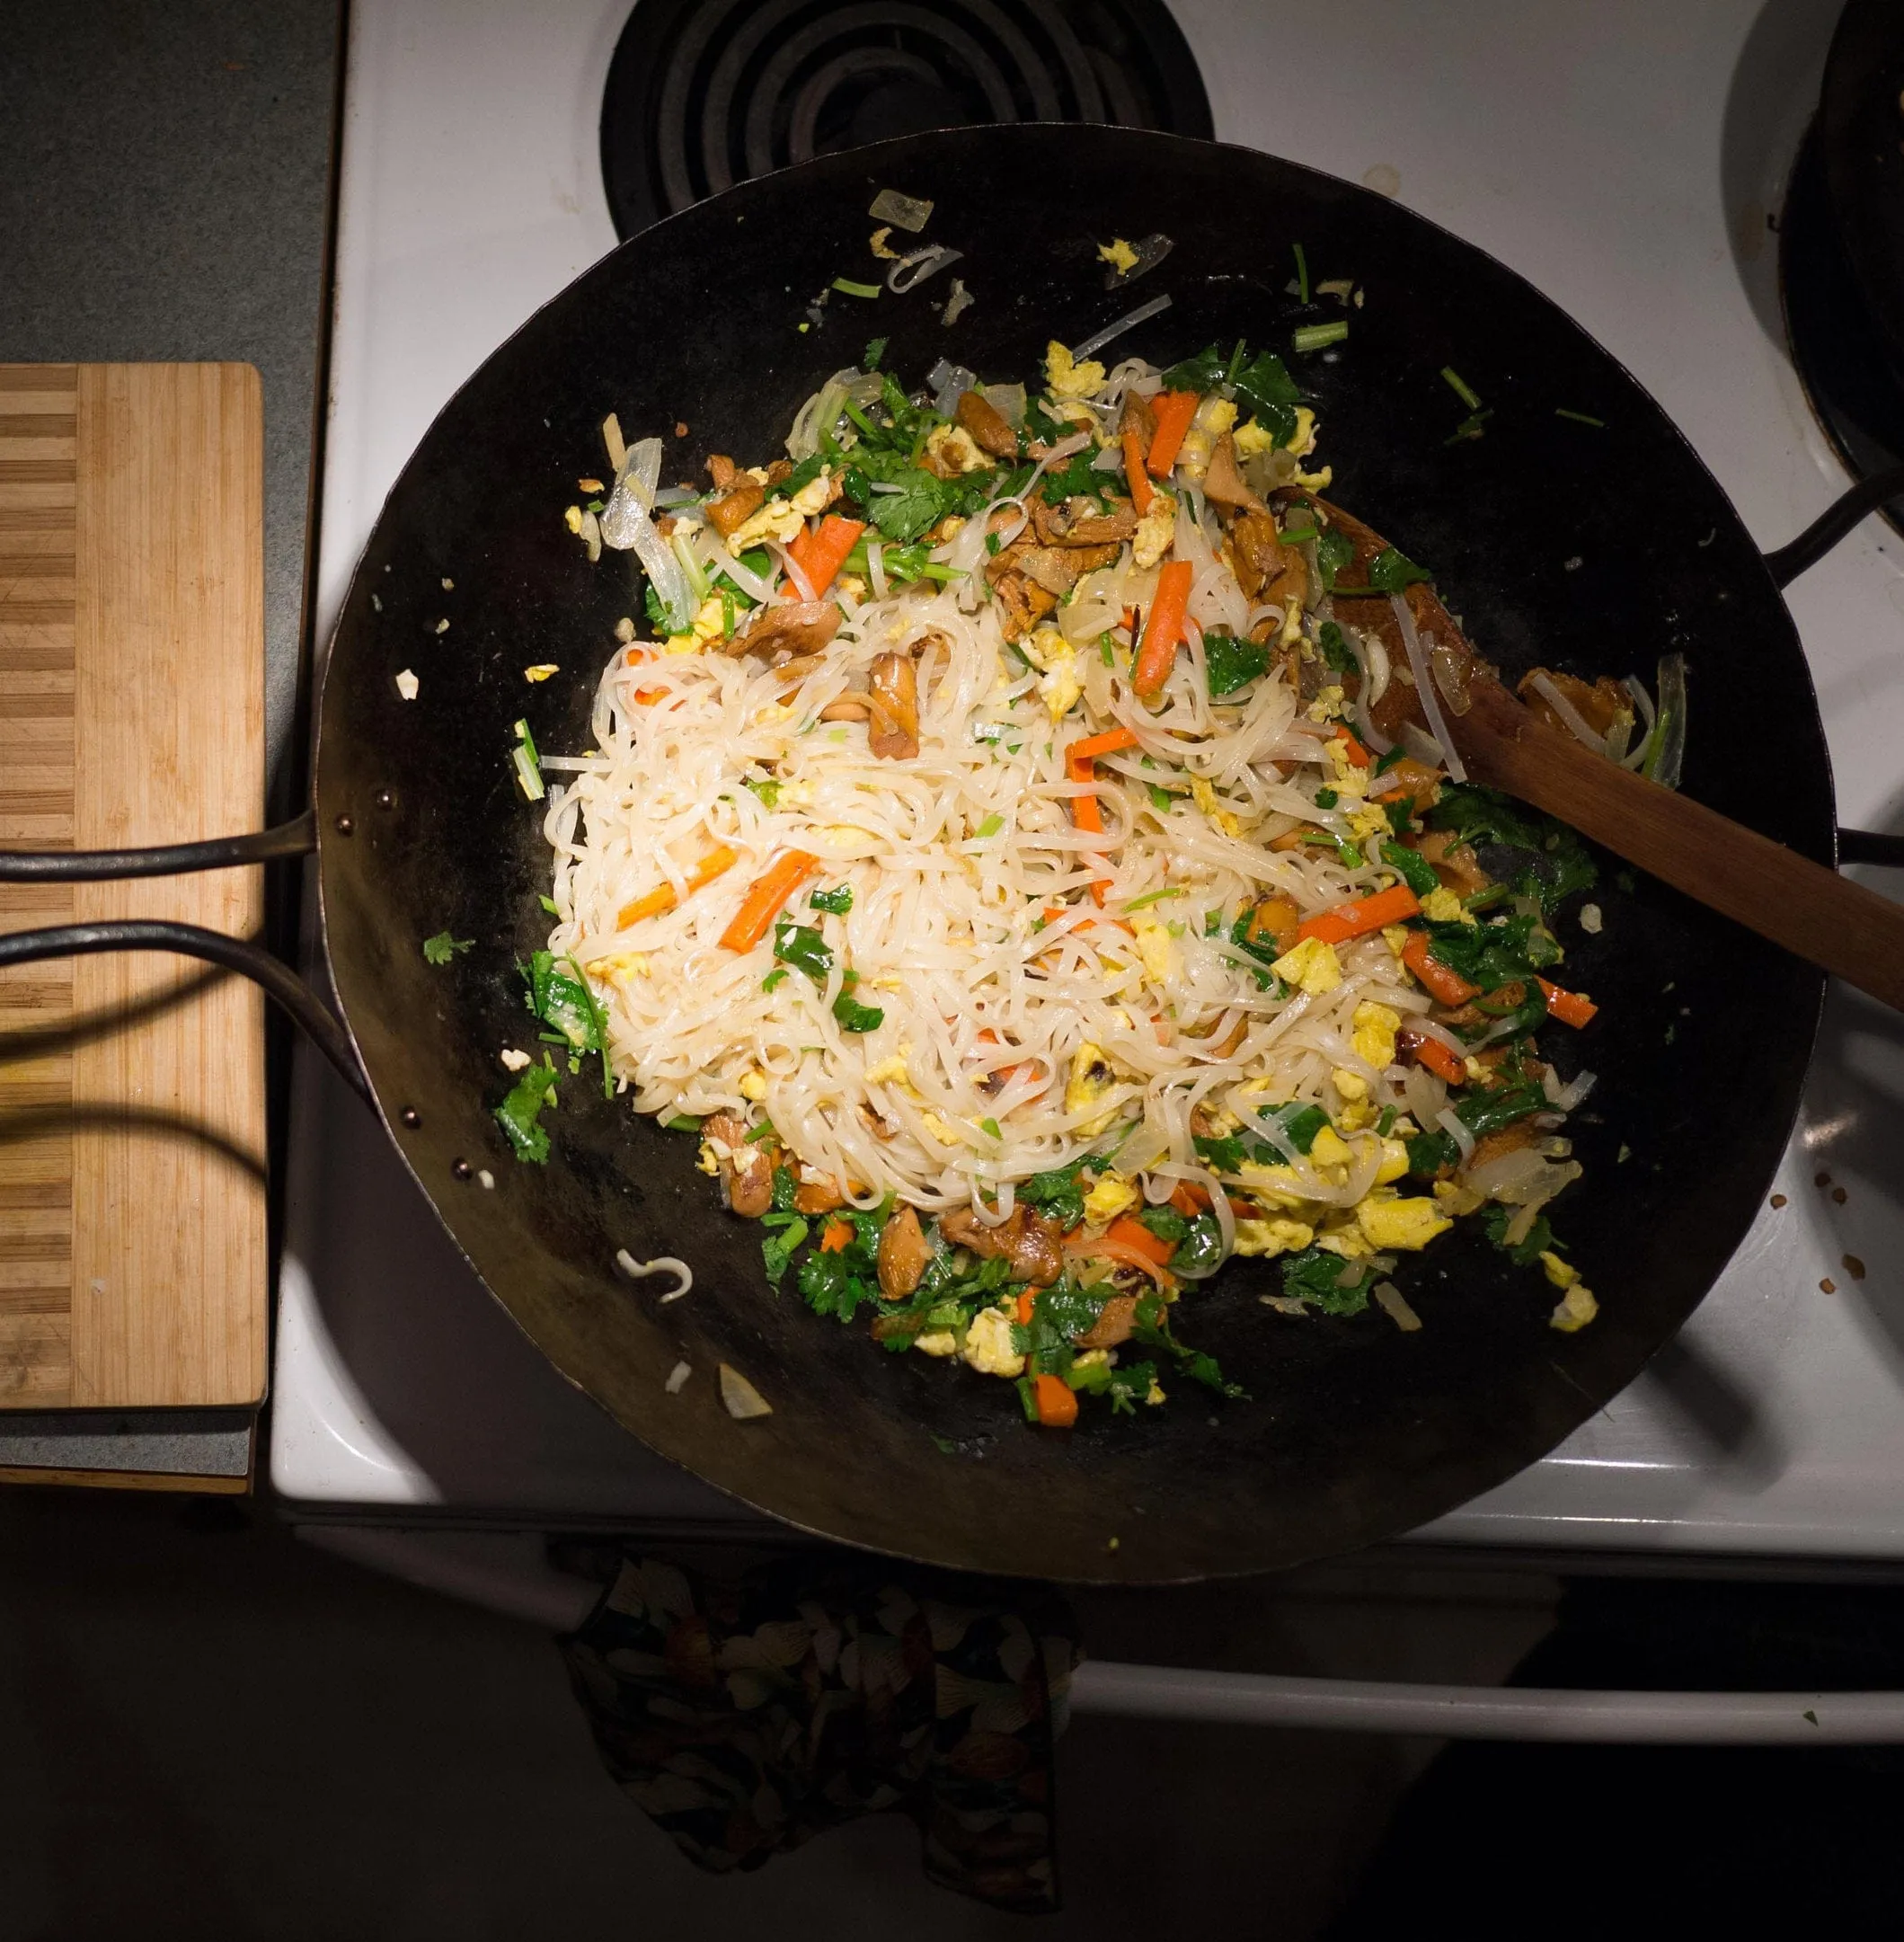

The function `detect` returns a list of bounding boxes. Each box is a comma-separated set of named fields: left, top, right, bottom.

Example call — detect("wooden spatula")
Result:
left=1443, top=672, right=1904, bottom=1011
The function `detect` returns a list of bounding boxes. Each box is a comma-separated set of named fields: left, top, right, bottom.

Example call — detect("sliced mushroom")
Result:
left=819, top=694, right=872, bottom=722
left=728, top=599, right=841, bottom=660
left=939, top=1205, right=1066, bottom=1288
left=868, top=652, right=919, bottom=760
left=1228, top=511, right=1289, bottom=600
left=706, top=454, right=740, bottom=490
left=954, top=387, right=1020, bottom=457
left=793, top=1175, right=846, bottom=1216
left=1203, top=432, right=1267, bottom=515
left=1118, top=387, right=1157, bottom=446
left=877, top=1205, right=932, bottom=1299
left=707, top=475, right=765, bottom=538
left=1414, top=829, right=1491, bottom=897
left=773, top=652, right=827, bottom=686
left=1077, top=1292, right=1138, bottom=1350
left=704, top=1111, right=773, bottom=1217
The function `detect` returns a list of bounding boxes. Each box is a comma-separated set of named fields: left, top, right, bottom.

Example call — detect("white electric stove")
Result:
left=275, top=0, right=1904, bottom=1564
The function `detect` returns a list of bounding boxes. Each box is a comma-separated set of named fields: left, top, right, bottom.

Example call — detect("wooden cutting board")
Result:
left=0, top=363, right=266, bottom=1411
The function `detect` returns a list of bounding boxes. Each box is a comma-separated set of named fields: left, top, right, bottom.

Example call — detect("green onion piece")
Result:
left=511, top=740, right=545, bottom=803
left=1277, top=523, right=1321, bottom=545
left=974, top=813, right=1005, bottom=839
left=1440, top=366, right=1482, bottom=410
left=662, top=1113, right=701, bottom=1132
left=538, top=894, right=561, bottom=916
left=832, top=278, right=881, bottom=299
left=1555, top=407, right=1605, bottom=427
left=1293, top=321, right=1349, bottom=353
left=1293, top=242, right=1310, bottom=304
left=1099, top=631, right=1115, bottom=667
left=1147, top=783, right=1174, bottom=812
left=1315, top=786, right=1339, bottom=810
left=745, top=1121, right=778, bottom=1144
left=1123, top=888, right=1183, bottom=912
left=980, top=1117, right=1002, bottom=1140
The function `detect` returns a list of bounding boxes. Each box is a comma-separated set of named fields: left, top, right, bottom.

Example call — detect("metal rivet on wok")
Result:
left=334, top=813, right=354, bottom=836
left=452, top=1157, right=473, bottom=1180
left=374, top=789, right=395, bottom=811
left=400, top=1107, right=421, bottom=1128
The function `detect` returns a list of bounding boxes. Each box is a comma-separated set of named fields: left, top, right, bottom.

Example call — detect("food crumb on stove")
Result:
left=1617, top=1144, right=1632, bottom=1162
left=1820, top=1277, right=1838, bottom=1294
left=1815, top=1170, right=1832, bottom=1188
left=1563, top=555, right=1583, bottom=571
left=371, top=592, right=383, bottom=611
left=1844, top=1254, right=1867, bottom=1281
left=665, top=1361, right=692, bottom=1394
left=1834, top=1186, right=1848, bottom=1204
left=476, top=1168, right=494, bottom=1190
left=563, top=505, right=582, bottom=533
left=524, top=663, right=559, bottom=682
left=576, top=478, right=603, bottom=492
left=1106, top=1537, right=1120, bottom=1552
left=440, top=576, right=455, bottom=590
left=1580, top=902, right=1602, bottom=933
left=1770, top=1193, right=1787, bottom=1209
left=719, top=1362, right=772, bottom=1419
left=614, top=616, right=636, bottom=643
left=434, top=617, right=450, bottom=634
left=500, top=1047, right=531, bottom=1072
left=394, top=669, right=419, bottom=700
left=674, top=421, right=688, bottom=438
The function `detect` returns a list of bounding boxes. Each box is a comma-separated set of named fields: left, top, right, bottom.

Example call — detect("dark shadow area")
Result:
left=0, top=1104, right=266, bottom=1187
left=0, top=961, right=226, bottom=1065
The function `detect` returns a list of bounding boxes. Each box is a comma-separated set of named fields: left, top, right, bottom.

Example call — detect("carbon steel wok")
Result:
left=311, top=125, right=1829, bottom=1583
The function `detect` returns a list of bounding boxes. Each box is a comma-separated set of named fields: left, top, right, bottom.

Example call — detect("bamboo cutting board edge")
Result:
left=0, top=362, right=268, bottom=1413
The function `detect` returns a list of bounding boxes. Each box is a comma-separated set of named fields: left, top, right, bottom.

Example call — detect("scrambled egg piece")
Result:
left=1065, top=1042, right=1119, bottom=1135
left=665, top=594, right=729, bottom=654
left=1044, top=340, right=1107, bottom=399
left=725, top=468, right=834, bottom=549
left=1293, top=462, right=1333, bottom=491
left=1351, top=1001, right=1401, bottom=1072
left=1381, top=922, right=1411, bottom=958
left=1550, top=1283, right=1599, bottom=1333
left=1357, top=1193, right=1453, bottom=1251
left=737, top=1069, right=768, bottom=1103
left=1374, top=1138, right=1412, bottom=1186
left=1309, top=1124, right=1356, bottom=1167
left=1325, top=738, right=1371, bottom=795
left=1132, top=490, right=1177, bottom=570
left=1189, top=776, right=1242, bottom=838
left=1348, top=803, right=1393, bottom=846
left=1132, top=915, right=1179, bottom=985
left=1290, top=407, right=1318, bottom=457
left=1271, top=936, right=1343, bottom=995
left=920, top=1110, right=963, bottom=1147
left=869, top=225, right=898, bottom=259
left=524, top=663, right=559, bottom=682
left=1019, top=624, right=1067, bottom=671
left=1315, top=1217, right=1374, bottom=1259
left=500, top=1048, right=532, bottom=1072
left=1434, top=1177, right=1486, bottom=1216
left=1306, top=684, right=1347, bottom=723
left=863, top=1050, right=912, bottom=1086
left=1232, top=417, right=1278, bottom=459
left=1420, top=885, right=1474, bottom=925
left=1334, top=1069, right=1369, bottom=1103
left=1232, top=1215, right=1315, bottom=1257
left=562, top=504, right=583, bottom=534
left=925, top=421, right=987, bottom=474
left=695, top=1140, right=721, bottom=1176
left=915, top=1330, right=959, bottom=1357
left=1175, top=396, right=1238, bottom=481
left=585, top=951, right=650, bottom=983
left=1038, top=645, right=1082, bottom=722
left=1083, top=1173, right=1140, bottom=1225
left=961, top=1306, right=1026, bottom=1378
left=1097, top=236, right=1139, bottom=275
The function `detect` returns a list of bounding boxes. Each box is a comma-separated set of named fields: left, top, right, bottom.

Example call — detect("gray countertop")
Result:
left=0, top=0, right=342, bottom=1477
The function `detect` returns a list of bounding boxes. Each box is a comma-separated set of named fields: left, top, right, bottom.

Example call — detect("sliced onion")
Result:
left=626, top=436, right=662, bottom=508
left=1644, top=652, right=1687, bottom=789
left=1393, top=595, right=1466, bottom=783
left=1399, top=721, right=1447, bottom=767
left=1339, top=625, right=1394, bottom=755
left=927, top=359, right=979, bottom=416
left=770, top=539, right=816, bottom=604
left=1071, top=292, right=1174, bottom=361
left=866, top=539, right=888, bottom=601
left=1529, top=672, right=1607, bottom=753
left=982, top=382, right=1026, bottom=426
left=1544, top=1067, right=1598, bottom=1113
left=888, top=244, right=961, bottom=294
left=1435, top=1107, right=1476, bottom=1166
left=1402, top=1062, right=1448, bottom=1128
left=1430, top=639, right=1471, bottom=715
left=600, top=471, right=695, bottom=632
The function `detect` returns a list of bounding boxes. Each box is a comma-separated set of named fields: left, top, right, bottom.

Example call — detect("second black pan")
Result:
left=313, top=126, right=1831, bottom=1583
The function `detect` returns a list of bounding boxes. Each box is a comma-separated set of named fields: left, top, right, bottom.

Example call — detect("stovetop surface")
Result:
left=278, top=0, right=1904, bottom=1557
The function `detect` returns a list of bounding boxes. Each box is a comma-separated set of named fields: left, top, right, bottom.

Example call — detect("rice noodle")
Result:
left=1071, top=292, right=1173, bottom=361
left=1436, top=1107, right=1476, bottom=1166
left=1529, top=672, right=1607, bottom=754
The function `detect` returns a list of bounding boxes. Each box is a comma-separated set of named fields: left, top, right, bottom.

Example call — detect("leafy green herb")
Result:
left=832, top=990, right=885, bottom=1033
left=1136, top=1204, right=1189, bottom=1246
left=1202, top=629, right=1271, bottom=697
left=746, top=777, right=782, bottom=809
left=495, top=1059, right=559, bottom=1164
left=422, top=931, right=472, bottom=965
left=1445, top=409, right=1493, bottom=445
left=1374, top=743, right=1406, bottom=776
left=1019, top=1155, right=1095, bottom=1228
left=1017, top=1278, right=1107, bottom=1379
left=761, top=967, right=789, bottom=993
left=1380, top=840, right=1439, bottom=897
left=522, top=952, right=605, bottom=1061
left=1483, top=1202, right=1554, bottom=1266
left=1041, top=446, right=1106, bottom=504
left=766, top=453, right=826, bottom=501
left=772, top=921, right=834, bottom=982
left=1315, top=786, right=1339, bottom=811
left=1457, top=1082, right=1547, bottom=1138
left=771, top=1166, right=797, bottom=1211
left=1193, top=1104, right=1329, bottom=1175
left=810, top=883, right=854, bottom=915
left=1131, top=1291, right=1245, bottom=1397
left=1172, top=1213, right=1226, bottom=1276
left=1407, top=1130, right=1457, bottom=1178
left=1385, top=795, right=1416, bottom=836
left=1368, top=546, right=1431, bottom=593
left=1427, top=782, right=1598, bottom=916
left=1420, top=913, right=1555, bottom=992
left=1315, top=528, right=1356, bottom=591
left=1162, top=341, right=1302, bottom=445
left=1227, top=908, right=1287, bottom=991
left=1281, top=1246, right=1375, bottom=1315
left=863, top=335, right=887, bottom=370
left=867, top=468, right=955, bottom=542
left=1316, top=618, right=1358, bottom=673
left=760, top=1212, right=809, bottom=1284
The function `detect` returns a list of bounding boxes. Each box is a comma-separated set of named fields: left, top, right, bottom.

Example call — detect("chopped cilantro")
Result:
left=1483, top=1202, right=1554, bottom=1266
left=760, top=1212, right=808, bottom=1284
left=495, top=1059, right=558, bottom=1164
left=832, top=990, right=885, bottom=1033
left=422, top=930, right=472, bottom=965
left=1381, top=840, right=1439, bottom=897
left=761, top=967, right=789, bottom=993
left=1136, top=1204, right=1189, bottom=1246
left=1315, top=786, right=1339, bottom=810
left=1172, top=1213, right=1225, bottom=1275
left=1202, top=629, right=1271, bottom=697
left=810, top=883, right=854, bottom=915
left=1019, top=1155, right=1095, bottom=1228
left=1281, top=1246, right=1375, bottom=1315
left=1315, top=527, right=1355, bottom=591
left=1316, top=619, right=1358, bottom=674
left=863, top=335, right=887, bottom=370
left=1368, top=546, right=1431, bottom=592
left=745, top=777, right=782, bottom=809
left=772, top=921, right=834, bottom=982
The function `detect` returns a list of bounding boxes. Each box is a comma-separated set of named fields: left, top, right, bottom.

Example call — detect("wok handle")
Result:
left=0, top=920, right=372, bottom=1108
left=1454, top=680, right=1904, bottom=1013
left=0, top=807, right=318, bottom=881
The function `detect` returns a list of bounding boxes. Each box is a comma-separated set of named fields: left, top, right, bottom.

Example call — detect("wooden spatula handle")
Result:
left=1452, top=679, right=1904, bottom=1012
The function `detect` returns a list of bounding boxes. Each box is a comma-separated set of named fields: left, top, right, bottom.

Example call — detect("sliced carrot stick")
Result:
left=1169, top=1181, right=1211, bottom=1217
left=717, top=849, right=819, bottom=952
left=1147, top=391, right=1200, bottom=476
left=1064, top=755, right=1113, bottom=908
left=785, top=513, right=864, bottom=598
left=615, top=844, right=739, bottom=930
left=1106, top=1214, right=1175, bottom=1266
left=1121, top=430, right=1154, bottom=516
left=1015, top=1286, right=1036, bottom=1326
left=1403, top=930, right=1480, bottom=1006
left=1032, top=1372, right=1079, bottom=1428
left=1133, top=559, right=1194, bottom=698
left=1296, top=882, right=1422, bottom=946
left=819, top=1219, right=854, bottom=1253
left=1404, top=1030, right=1467, bottom=1085
left=1331, top=731, right=1372, bottom=767
left=1537, top=978, right=1599, bottom=1027
left=1067, top=724, right=1139, bottom=764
